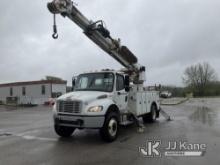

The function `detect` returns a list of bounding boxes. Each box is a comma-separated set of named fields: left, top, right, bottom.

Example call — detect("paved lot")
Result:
left=0, top=98, right=220, bottom=165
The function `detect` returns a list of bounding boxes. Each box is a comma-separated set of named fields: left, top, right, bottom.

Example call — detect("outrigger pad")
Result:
left=119, top=46, right=138, bottom=64
left=160, top=109, right=173, bottom=121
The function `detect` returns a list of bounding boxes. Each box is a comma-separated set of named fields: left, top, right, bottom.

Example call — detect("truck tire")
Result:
left=100, top=112, right=119, bottom=142
left=54, top=125, right=75, bottom=137
left=143, top=104, right=157, bottom=123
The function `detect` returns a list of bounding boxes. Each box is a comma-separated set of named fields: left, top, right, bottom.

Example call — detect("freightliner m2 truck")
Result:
left=47, top=0, right=160, bottom=142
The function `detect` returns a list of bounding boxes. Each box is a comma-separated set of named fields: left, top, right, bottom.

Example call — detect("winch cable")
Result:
left=52, top=14, right=58, bottom=39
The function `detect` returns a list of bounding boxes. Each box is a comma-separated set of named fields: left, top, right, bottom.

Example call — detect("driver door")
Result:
left=113, top=74, right=128, bottom=111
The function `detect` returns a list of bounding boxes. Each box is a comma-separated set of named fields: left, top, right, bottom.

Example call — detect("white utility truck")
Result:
left=47, top=0, right=161, bottom=142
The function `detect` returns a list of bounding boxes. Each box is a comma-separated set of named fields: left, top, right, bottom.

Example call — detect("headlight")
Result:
left=88, top=106, right=103, bottom=112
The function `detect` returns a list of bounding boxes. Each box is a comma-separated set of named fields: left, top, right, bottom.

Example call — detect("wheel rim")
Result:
left=108, top=118, right=117, bottom=137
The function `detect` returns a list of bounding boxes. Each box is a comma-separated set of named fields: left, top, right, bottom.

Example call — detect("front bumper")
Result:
left=54, top=113, right=105, bottom=129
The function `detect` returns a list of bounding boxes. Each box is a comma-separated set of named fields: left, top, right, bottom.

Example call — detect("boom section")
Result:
left=47, top=0, right=146, bottom=83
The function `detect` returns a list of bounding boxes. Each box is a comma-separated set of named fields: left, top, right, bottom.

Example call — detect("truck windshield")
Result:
left=74, top=73, right=114, bottom=92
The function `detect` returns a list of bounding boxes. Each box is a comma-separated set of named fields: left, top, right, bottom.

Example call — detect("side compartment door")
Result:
left=146, top=92, right=152, bottom=113
left=113, top=74, right=128, bottom=111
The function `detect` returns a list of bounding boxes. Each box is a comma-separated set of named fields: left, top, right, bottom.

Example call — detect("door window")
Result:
left=116, top=74, right=124, bottom=91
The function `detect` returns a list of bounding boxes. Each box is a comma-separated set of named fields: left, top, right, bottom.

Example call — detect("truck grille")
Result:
left=57, top=100, right=82, bottom=113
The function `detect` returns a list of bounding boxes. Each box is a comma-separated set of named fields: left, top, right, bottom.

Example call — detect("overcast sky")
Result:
left=0, top=0, right=220, bottom=86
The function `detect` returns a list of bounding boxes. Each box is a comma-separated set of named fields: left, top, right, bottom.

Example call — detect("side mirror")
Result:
left=72, top=77, right=76, bottom=91
left=124, top=75, right=130, bottom=92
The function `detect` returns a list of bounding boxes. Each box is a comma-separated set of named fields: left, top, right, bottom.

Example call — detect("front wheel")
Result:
left=99, top=112, right=119, bottom=142
left=54, top=125, right=75, bottom=137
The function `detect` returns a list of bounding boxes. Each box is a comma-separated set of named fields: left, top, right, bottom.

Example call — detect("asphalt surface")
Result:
left=0, top=98, right=220, bottom=165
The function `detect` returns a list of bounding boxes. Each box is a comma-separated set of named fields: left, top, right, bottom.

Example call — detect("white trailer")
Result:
left=47, top=0, right=161, bottom=142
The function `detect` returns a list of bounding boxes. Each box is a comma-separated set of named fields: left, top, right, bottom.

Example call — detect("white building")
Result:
left=0, top=80, right=67, bottom=105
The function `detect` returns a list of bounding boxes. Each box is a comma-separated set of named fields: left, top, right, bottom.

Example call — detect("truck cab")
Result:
left=53, top=70, right=160, bottom=142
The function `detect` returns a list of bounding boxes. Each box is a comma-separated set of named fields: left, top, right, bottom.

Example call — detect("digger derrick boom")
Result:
left=47, top=0, right=146, bottom=83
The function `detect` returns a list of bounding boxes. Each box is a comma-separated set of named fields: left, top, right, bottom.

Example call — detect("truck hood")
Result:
left=57, top=91, right=110, bottom=103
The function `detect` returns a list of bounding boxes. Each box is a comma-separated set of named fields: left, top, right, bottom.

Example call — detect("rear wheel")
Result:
left=100, top=112, right=119, bottom=142
left=54, top=125, right=75, bottom=137
left=143, top=104, right=157, bottom=123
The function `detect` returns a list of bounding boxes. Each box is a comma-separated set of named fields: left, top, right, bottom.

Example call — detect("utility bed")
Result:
left=128, top=86, right=160, bottom=116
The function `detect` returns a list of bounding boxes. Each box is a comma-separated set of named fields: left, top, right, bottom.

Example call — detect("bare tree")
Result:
left=183, top=62, right=217, bottom=96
